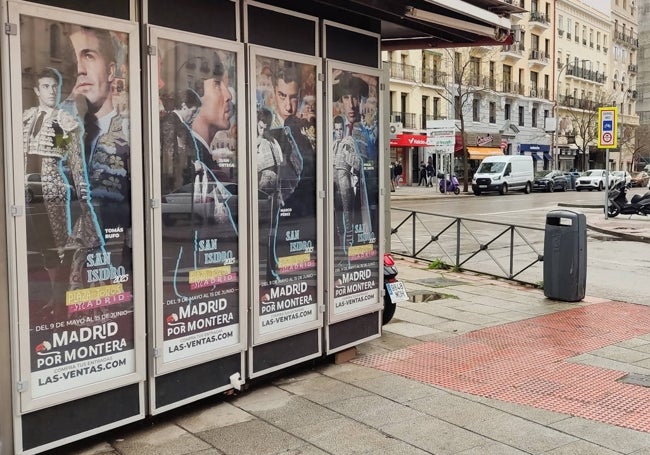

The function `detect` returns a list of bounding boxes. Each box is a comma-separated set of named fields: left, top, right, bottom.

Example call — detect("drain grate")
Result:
left=408, top=291, right=444, bottom=303
left=417, top=278, right=464, bottom=287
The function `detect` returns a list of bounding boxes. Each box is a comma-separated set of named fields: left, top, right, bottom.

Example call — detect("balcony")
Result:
left=501, top=43, right=524, bottom=61
left=564, top=64, right=607, bottom=84
left=628, top=89, right=638, bottom=100
left=482, top=76, right=497, bottom=91
left=467, top=75, right=481, bottom=87
left=567, top=32, right=572, bottom=40
left=528, top=49, right=549, bottom=68
left=619, top=113, right=640, bottom=126
left=558, top=96, right=599, bottom=111
left=391, top=111, right=417, bottom=129
left=388, top=61, right=417, bottom=82
left=422, top=68, right=447, bottom=86
left=529, top=11, right=550, bottom=30
left=558, top=29, right=564, bottom=36
left=614, top=29, right=639, bottom=48
left=422, top=114, right=447, bottom=129
left=629, top=64, right=638, bottom=73
left=503, top=0, right=525, bottom=21
left=529, top=87, right=550, bottom=99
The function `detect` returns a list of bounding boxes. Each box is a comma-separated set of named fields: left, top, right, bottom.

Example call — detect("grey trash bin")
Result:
left=543, top=210, right=587, bottom=302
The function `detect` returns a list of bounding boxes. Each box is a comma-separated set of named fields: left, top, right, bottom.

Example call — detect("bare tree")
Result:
left=633, top=124, right=650, bottom=171
left=555, top=90, right=613, bottom=170
left=435, top=48, right=500, bottom=192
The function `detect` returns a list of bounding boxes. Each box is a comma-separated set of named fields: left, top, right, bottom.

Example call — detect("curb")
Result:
left=585, top=222, right=650, bottom=243
left=557, top=202, right=603, bottom=209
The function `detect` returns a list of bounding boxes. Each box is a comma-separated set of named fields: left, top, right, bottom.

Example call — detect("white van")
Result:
left=471, top=155, right=534, bottom=195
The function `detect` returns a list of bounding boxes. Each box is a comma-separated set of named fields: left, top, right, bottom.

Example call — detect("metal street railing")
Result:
left=390, top=208, right=545, bottom=285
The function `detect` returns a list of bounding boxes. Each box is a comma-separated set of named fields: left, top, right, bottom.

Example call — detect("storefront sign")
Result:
left=427, top=130, right=455, bottom=154
left=390, top=133, right=427, bottom=147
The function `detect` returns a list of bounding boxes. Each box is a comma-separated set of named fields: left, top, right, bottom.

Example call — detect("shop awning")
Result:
left=467, top=146, right=503, bottom=160
left=530, top=152, right=542, bottom=161
left=543, top=152, right=553, bottom=161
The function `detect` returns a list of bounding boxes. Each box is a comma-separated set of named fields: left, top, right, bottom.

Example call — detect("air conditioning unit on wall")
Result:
left=389, top=122, right=403, bottom=137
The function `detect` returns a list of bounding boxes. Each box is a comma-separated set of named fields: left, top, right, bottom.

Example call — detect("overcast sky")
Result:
left=583, top=0, right=611, bottom=14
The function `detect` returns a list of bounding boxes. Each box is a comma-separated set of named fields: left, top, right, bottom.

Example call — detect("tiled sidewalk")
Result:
left=356, top=300, right=650, bottom=433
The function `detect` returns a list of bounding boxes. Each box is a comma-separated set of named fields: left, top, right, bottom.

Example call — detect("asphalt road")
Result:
left=392, top=187, right=650, bottom=306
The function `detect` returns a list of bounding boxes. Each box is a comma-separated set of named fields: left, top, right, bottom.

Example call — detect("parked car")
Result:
left=610, top=171, right=632, bottom=188
left=25, top=173, right=77, bottom=203
left=161, top=182, right=226, bottom=226
left=575, top=169, right=608, bottom=191
left=532, top=170, right=569, bottom=192
left=631, top=172, right=649, bottom=188
left=161, top=182, right=270, bottom=227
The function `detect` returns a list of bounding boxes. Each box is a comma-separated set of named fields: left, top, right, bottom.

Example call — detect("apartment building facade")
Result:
left=555, top=0, right=611, bottom=170
left=386, top=0, right=639, bottom=185
left=637, top=0, right=650, bottom=167
left=610, top=0, right=640, bottom=169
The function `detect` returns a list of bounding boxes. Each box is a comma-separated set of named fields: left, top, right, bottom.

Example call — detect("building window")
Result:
left=50, top=23, right=62, bottom=60
left=433, top=97, right=440, bottom=118
left=532, top=107, right=538, bottom=127
left=421, top=96, right=429, bottom=129
left=518, top=105, right=525, bottom=126
left=489, top=102, right=496, bottom=124
left=504, top=103, right=511, bottom=120
left=454, top=96, right=461, bottom=120
left=472, top=98, right=480, bottom=121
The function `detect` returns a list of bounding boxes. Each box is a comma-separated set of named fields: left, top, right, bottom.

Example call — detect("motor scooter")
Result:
left=607, top=179, right=650, bottom=217
left=439, top=174, right=461, bottom=195
left=383, top=253, right=408, bottom=325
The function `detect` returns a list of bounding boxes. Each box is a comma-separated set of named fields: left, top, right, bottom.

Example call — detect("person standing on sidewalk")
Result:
left=394, top=160, right=403, bottom=188
left=418, top=162, right=427, bottom=186
left=426, top=160, right=435, bottom=187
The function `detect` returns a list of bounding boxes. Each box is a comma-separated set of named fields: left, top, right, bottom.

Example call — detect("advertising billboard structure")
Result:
left=3, top=2, right=145, bottom=452
left=0, top=0, right=390, bottom=453
left=248, top=45, right=324, bottom=376
left=146, top=26, right=247, bottom=413
left=326, top=60, right=384, bottom=352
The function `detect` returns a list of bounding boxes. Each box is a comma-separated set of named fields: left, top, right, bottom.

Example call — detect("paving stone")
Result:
left=242, top=395, right=340, bottom=430
left=175, top=401, right=254, bottom=433
left=549, top=416, right=650, bottom=453
left=277, top=374, right=371, bottom=405
left=112, top=422, right=210, bottom=455
left=198, top=419, right=303, bottom=455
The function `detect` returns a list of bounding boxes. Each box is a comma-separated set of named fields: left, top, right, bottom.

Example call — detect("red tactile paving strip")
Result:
left=354, top=301, right=650, bottom=432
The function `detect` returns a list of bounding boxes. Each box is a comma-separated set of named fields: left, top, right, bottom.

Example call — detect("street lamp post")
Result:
left=551, top=62, right=568, bottom=170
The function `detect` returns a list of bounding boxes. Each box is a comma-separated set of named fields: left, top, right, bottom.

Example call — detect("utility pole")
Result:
left=550, top=62, right=568, bottom=170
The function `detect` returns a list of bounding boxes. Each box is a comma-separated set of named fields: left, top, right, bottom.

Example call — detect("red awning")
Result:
left=390, top=133, right=428, bottom=147
left=454, top=134, right=463, bottom=153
